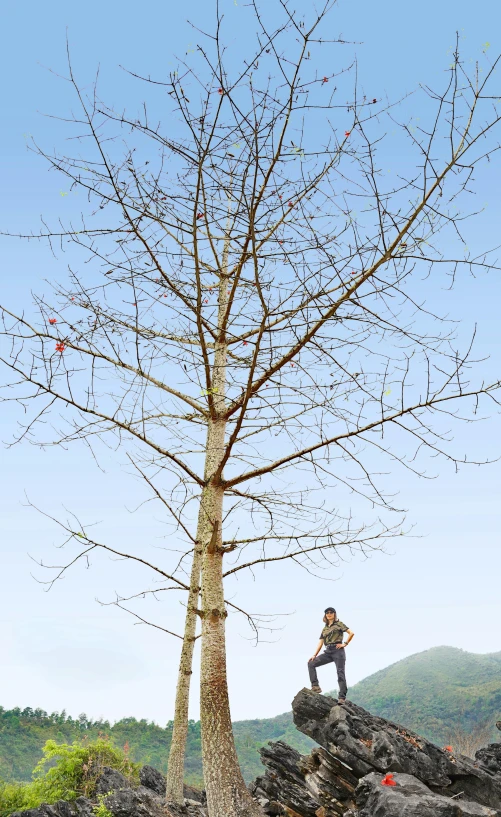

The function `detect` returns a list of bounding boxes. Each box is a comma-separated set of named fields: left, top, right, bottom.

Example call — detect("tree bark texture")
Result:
left=198, top=269, right=264, bottom=817
left=165, top=528, right=203, bottom=803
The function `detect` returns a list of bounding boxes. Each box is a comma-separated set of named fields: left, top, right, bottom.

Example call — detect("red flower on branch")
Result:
left=345, top=131, right=351, bottom=137
left=288, top=201, right=294, bottom=208
left=49, top=318, right=57, bottom=325
left=372, top=98, right=377, bottom=103
left=218, top=88, right=224, bottom=95
left=55, top=342, right=65, bottom=353
left=322, top=77, right=328, bottom=83
left=381, top=774, right=396, bottom=787
left=197, top=212, right=204, bottom=219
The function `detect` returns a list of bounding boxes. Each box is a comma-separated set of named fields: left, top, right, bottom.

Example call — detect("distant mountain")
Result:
left=0, top=647, right=499, bottom=786
left=348, top=646, right=501, bottom=744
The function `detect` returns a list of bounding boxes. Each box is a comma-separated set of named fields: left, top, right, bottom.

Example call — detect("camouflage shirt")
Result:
left=319, top=620, right=349, bottom=647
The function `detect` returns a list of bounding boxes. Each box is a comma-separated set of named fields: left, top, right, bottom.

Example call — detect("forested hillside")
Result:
left=0, top=707, right=314, bottom=787
left=1, top=647, right=499, bottom=785
left=349, top=646, right=501, bottom=744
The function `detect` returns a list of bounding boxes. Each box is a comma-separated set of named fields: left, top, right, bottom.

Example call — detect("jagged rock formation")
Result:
left=9, top=692, right=501, bottom=817
left=250, top=689, right=501, bottom=816
left=10, top=765, right=207, bottom=817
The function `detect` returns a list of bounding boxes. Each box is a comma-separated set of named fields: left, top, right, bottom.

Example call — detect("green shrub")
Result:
left=92, top=793, right=114, bottom=817
left=0, top=737, right=139, bottom=817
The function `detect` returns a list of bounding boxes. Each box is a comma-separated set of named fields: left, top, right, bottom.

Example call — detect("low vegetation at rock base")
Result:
left=0, top=738, right=139, bottom=817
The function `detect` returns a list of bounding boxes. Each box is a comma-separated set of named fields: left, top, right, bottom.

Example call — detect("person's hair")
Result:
left=322, top=610, right=337, bottom=624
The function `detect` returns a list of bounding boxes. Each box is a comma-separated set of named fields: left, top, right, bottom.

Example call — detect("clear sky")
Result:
left=0, top=0, right=500, bottom=728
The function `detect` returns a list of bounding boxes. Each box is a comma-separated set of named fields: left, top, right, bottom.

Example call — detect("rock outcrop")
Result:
left=250, top=689, right=501, bottom=816
left=10, top=766, right=207, bottom=817
left=9, top=691, right=501, bottom=817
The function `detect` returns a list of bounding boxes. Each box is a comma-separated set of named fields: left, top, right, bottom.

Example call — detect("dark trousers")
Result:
left=308, top=647, right=347, bottom=698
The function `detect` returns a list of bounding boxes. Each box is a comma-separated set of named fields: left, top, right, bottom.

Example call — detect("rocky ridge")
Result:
left=250, top=688, right=501, bottom=816
left=10, top=690, right=501, bottom=817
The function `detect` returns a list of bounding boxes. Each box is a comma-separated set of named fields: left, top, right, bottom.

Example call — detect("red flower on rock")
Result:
left=444, top=746, right=453, bottom=752
left=381, top=774, right=396, bottom=787
left=49, top=318, right=57, bottom=325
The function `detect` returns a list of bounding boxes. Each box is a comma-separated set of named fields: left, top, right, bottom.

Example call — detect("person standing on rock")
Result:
left=307, top=607, right=354, bottom=701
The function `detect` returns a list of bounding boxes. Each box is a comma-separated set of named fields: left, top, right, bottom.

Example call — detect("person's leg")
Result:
left=307, top=652, right=334, bottom=687
left=333, top=648, right=348, bottom=699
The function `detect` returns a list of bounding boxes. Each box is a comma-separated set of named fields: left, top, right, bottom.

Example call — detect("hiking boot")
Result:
left=311, top=685, right=322, bottom=693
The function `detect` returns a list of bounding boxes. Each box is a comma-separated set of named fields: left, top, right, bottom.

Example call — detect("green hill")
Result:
left=349, top=646, right=501, bottom=744
left=0, top=647, right=499, bottom=787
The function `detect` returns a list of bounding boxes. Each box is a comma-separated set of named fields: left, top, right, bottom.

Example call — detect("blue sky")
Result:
left=1, top=0, right=500, bottom=728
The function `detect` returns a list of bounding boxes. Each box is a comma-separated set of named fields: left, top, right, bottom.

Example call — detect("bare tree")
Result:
left=2, top=1, right=501, bottom=814
left=445, top=720, right=496, bottom=759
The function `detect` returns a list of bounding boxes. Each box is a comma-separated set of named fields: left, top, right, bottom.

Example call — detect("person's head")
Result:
left=323, top=607, right=337, bottom=624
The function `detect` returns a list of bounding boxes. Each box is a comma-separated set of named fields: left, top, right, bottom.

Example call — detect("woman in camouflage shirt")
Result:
left=307, top=607, right=354, bottom=700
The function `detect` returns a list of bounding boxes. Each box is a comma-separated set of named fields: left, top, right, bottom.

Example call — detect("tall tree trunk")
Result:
left=198, top=250, right=264, bottom=816
left=199, top=480, right=263, bottom=817
left=165, top=527, right=203, bottom=803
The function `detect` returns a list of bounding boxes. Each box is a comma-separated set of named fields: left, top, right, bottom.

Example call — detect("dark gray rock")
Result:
left=249, top=739, right=358, bottom=816
left=10, top=800, right=94, bottom=817
left=102, top=787, right=165, bottom=817
left=182, top=784, right=206, bottom=805
left=476, top=745, right=501, bottom=778
left=139, top=765, right=166, bottom=796
left=355, top=772, right=501, bottom=817
left=292, top=688, right=501, bottom=810
left=95, top=767, right=130, bottom=796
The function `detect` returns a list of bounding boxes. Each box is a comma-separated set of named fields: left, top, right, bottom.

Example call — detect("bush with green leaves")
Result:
left=0, top=736, right=139, bottom=817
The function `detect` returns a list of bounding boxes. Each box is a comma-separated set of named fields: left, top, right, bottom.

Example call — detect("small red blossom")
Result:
left=381, top=774, right=396, bottom=787
left=70, top=297, right=75, bottom=301
left=444, top=746, right=453, bottom=753
left=49, top=318, right=57, bottom=325
left=372, top=98, right=377, bottom=103
left=204, top=299, right=208, bottom=303
left=288, top=201, right=294, bottom=208
left=351, top=271, right=357, bottom=275
left=197, top=212, right=204, bottom=219
left=279, top=240, right=284, bottom=244
left=55, top=342, right=65, bottom=353
left=218, top=88, right=224, bottom=95
left=322, top=77, right=329, bottom=83
left=161, top=197, right=167, bottom=200
left=243, top=341, right=248, bottom=346
left=345, top=131, right=351, bottom=137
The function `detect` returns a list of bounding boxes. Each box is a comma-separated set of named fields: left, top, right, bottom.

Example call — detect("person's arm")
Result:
left=336, top=628, right=354, bottom=649
left=308, top=639, right=324, bottom=662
